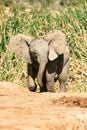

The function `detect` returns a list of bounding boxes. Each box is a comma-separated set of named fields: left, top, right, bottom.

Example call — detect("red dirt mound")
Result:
left=0, top=82, right=87, bottom=130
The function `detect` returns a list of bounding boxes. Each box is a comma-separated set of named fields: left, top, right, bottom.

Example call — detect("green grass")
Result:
left=0, top=0, right=87, bottom=91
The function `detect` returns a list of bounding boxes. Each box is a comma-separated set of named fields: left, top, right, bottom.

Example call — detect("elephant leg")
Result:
left=40, top=83, right=47, bottom=92
left=58, top=60, right=69, bottom=92
left=40, top=73, right=47, bottom=92
left=46, top=61, right=57, bottom=92
left=46, top=79, right=55, bottom=92
left=27, top=63, right=37, bottom=92
left=59, top=79, right=66, bottom=92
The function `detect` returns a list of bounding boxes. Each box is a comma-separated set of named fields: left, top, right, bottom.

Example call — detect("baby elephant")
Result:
left=45, top=46, right=69, bottom=92
left=9, top=30, right=69, bottom=92
left=43, top=30, right=70, bottom=92
left=9, top=34, right=49, bottom=92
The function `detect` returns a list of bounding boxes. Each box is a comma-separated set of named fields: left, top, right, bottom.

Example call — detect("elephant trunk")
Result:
left=37, top=63, right=46, bottom=88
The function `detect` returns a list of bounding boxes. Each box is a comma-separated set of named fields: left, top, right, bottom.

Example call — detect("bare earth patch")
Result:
left=0, top=82, right=87, bottom=130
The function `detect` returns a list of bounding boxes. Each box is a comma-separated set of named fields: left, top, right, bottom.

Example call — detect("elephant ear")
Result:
left=45, top=30, right=67, bottom=61
left=9, top=34, right=34, bottom=63
left=48, top=47, right=58, bottom=61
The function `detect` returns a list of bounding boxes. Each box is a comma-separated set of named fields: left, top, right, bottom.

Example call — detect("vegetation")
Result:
left=0, top=0, right=87, bottom=92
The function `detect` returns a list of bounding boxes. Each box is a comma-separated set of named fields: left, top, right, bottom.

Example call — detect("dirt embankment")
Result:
left=0, top=82, right=87, bottom=130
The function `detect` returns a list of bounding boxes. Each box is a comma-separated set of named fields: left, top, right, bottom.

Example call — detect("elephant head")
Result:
left=9, top=34, right=49, bottom=88
left=44, top=30, right=67, bottom=61
left=27, top=38, right=49, bottom=87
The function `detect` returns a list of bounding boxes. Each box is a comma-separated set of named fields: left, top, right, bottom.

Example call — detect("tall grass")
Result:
left=0, top=1, right=87, bottom=91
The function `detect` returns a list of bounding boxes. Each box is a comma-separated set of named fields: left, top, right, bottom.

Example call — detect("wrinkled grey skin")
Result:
left=10, top=34, right=49, bottom=92
left=43, top=30, right=69, bottom=92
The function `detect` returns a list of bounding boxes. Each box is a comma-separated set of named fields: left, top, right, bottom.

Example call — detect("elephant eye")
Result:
left=32, top=52, right=36, bottom=58
left=31, top=51, right=38, bottom=62
left=33, top=52, right=36, bottom=55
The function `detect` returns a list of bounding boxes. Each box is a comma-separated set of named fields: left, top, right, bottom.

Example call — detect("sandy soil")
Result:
left=0, top=82, right=87, bottom=130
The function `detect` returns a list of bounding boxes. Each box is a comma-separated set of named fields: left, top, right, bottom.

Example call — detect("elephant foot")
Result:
left=59, top=81, right=66, bottom=92
left=28, top=86, right=37, bottom=92
left=47, top=87, right=56, bottom=93
left=40, top=86, right=47, bottom=92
